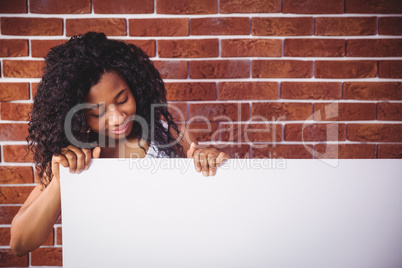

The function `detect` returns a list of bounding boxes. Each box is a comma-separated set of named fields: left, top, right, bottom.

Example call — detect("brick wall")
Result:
left=0, top=0, right=401, bottom=266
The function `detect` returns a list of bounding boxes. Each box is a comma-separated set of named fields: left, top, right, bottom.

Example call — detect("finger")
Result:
left=193, top=151, right=202, bottom=172
left=207, top=154, right=217, bottom=176
left=66, top=146, right=86, bottom=173
left=201, top=152, right=209, bottom=177
left=52, top=155, right=69, bottom=181
left=216, top=152, right=230, bottom=167
left=82, top=148, right=92, bottom=170
left=186, top=142, right=197, bottom=158
left=63, top=150, right=77, bottom=173
left=92, top=146, right=101, bottom=158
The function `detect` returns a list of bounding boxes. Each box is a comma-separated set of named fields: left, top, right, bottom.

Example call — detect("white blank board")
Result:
left=61, top=159, right=402, bottom=268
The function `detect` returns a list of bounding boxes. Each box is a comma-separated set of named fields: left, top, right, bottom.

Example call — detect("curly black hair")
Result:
left=28, top=32, right=184, bottom=186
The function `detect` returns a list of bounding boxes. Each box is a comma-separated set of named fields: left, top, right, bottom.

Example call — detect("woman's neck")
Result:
left=99, top=137, right=149, bottom=158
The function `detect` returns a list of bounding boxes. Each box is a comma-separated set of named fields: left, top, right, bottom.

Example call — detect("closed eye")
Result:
left=91, top=111, right=105, bottom=118
left=117, top=96, right=128, bottom=105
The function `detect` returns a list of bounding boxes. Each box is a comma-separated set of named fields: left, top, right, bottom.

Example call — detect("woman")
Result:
left=10, top=32, right=229, bottom=256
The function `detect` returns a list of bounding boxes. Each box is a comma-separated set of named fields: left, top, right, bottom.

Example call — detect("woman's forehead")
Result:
left=85, top=71, right=128, bottom=102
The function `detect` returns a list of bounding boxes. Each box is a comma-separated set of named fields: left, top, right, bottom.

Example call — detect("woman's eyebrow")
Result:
left=114, top=89, right=127, bottom=100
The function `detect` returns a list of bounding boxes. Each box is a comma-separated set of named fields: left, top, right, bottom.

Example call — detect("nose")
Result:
left=107, top=104, right=126, bottom=126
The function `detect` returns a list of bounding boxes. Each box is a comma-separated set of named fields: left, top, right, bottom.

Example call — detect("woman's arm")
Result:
left=10, top=146, right=101, bottom=256
left=10, top=179, right=61, bottom=256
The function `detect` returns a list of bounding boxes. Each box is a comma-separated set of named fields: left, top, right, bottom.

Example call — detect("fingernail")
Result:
left=202, top=171, right=208, bottom=176
left=70, top=169, right=75, bottom=174
left=196, top=167, right=201, bottom=172
left=209, top=170, right=214, bottom=176
left=85, top=165, right=89, bottom=170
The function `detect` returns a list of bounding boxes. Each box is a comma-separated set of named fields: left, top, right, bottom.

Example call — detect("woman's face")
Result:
left=84, top=71, right=136, bottom=140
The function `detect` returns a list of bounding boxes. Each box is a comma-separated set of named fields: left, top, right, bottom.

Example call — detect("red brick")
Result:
left=0, top=206, right=20, bottom=224
left=30, top=0, right=90, bottom=13
left=31, top=39, right=66, bottom=58
left=379, top=61, right=402, bottom=78
left=189, top=103, right=250, bottom=122
left=285, top=39, right=345, bottom=57
left=1, top=17, right=62, bottom=36
left=379, top=17, right=402, bottom=35
left=0, top=123, right=28, bottom=141
left=220, top=0, right=280, bottom=13
left=378, top=144, right=402, bottom=158
left=315, top=144, right=376, bottom=159
left=253, top=60, right=312, bottom=78
left=124, top=40, right=155, bottom=57
left=165, top=83, right=216, bottom=101
left=31, top=248, right=62, bottom=266
left=94, top=0, right=153, bottom=13
left=66, top=18, right=127, bottom=36
left=156, top=0, right=217, bottom=14
left=190, top=60, right=250, bottom=79
left=314, top=103, right=376, bottom=121
left=0, top=249, right=28, bottom=267
left=56, top=227, right=62, bottom=245
left=1, top=102, right=32, bottom=121
left=252, top=102, right=312, bottom=121
left=220, top=123, right=282, bottom=143
left=281, top=82, right=342, bottom=100
left=315, top=61, right=376, bottom=78
left=253, top=144, right=313, bottom=159
left=283, top=0, right=344, bottom=14
left=315, top=17, right=377, bottom=36
left=0, top=166, right=33, bottom=184
left=31, top=83, right=38, bottom=98
left=168, top=102, right=188, bottom=121
left=129, top=19, right=188, bottom=36
left=0, top=83, right=29, bottom=101
left=158, top=39, right=218, bottom=58
left=191, top=17, right=249, bottom=35
left=347, top=39, right=402, bottom=57
left=0, top=186, right=34, bottom=204
left=252, top=17, right=312, bottom=36
left=347, top=124, right=402, bottom=142
left=284, top=123, right=346, bottom=141
left=221, top=39, right=281, bottom=57
left=377, top=103, right=402, bottom=121
left=0, top=39, right=28, bottom=57
left=3, top=60, right=45, bottom=78
left=346, top=0, right=402, bottom=13
left=343, top=82, right=402, bottom=100
left=218, top=82, right=278, bottom=100
left=3, top=145, right=34, bottom=163
left=153, top=61, right=187, bottom=79
left=0, top=0, right=27, bottom=13
left=0, top=228, right=11, bottom=246
left=177, top=122, right=220, bottom=142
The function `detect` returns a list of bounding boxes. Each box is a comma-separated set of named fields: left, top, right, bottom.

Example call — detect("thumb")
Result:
left=187, top=142, right=197, bottom=158
left=92, top=146, right=101, bottom=159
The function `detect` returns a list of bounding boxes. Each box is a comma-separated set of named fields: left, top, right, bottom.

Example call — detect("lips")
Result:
left=110, top=122, right=130, bottom=135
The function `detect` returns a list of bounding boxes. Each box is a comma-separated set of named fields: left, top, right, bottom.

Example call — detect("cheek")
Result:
left=128, top=97, right=137, bottom=114
left=85, top=116, right=106, bottom=132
